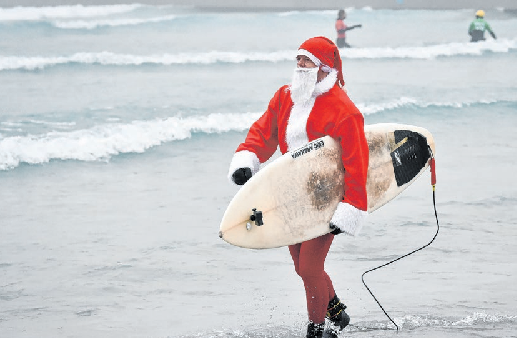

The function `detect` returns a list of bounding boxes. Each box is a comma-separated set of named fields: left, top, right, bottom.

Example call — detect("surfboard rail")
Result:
left=220, top=123, right=435, bottom=249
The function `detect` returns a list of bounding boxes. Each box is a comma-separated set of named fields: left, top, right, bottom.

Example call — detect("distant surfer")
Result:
left=335, top=9, right=362, bottom=48
left=468, top=10, right=497, bottom=42
left=227, top=37, right=369, bottom=338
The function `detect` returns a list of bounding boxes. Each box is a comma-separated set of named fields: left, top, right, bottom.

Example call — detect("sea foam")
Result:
left=0, top=113, right=260, bottom=170
left=0, top=98, right=510, bottom=170
left=52, top=15, right=177, bottom=29
left=1, top=39, right=515, bottom=71
left=0, top=4, right=142, bottom=21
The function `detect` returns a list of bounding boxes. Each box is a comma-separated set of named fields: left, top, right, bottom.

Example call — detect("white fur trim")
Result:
left=320, top=65, right=332, bottom=73
left=330, top=203, right=368, bottom=236
left=285, top=97, right=314, bottom=151
left=297, top=49, right=335, bottom=74
left=314, top=68, right=338, bottom=96
left=227, top=150, right=260, bottom=185
left=297, top=49, right=321, bottom=67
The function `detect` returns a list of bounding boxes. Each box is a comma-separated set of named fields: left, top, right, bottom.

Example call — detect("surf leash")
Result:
left=361, top=155, right=439, bottom=331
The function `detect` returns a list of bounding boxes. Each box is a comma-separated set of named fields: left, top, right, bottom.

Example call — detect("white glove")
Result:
left=330, top=203, right=368, bottom=236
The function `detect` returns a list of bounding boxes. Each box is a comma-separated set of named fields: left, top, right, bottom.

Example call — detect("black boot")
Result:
left=322, top=328, right=338, bottom=338
left=306, top=321, right=325, bottom=338
left=326, top=295, right=350, bottom=330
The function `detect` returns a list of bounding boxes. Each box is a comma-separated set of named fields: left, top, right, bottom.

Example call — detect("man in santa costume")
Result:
left=227, top=36, right=369, bottom=338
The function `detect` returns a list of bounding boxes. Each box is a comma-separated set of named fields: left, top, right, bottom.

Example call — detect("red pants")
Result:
left=289, top=233, right=336, bottom=324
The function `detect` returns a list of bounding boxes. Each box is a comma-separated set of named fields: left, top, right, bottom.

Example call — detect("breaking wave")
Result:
left=0, top=4, right=142, bottom=21
left=52, top=14, right=178, bottom=29
left=1, top=98, right=513, bottom=171
left=1, top=39, right=516, bottom=71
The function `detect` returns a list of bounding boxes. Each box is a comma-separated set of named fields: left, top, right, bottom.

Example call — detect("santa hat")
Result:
left=297, top=36, right=344, bottom=87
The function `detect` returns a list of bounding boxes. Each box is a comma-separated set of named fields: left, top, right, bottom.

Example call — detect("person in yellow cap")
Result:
left=468, top=10, right=497, bottom=42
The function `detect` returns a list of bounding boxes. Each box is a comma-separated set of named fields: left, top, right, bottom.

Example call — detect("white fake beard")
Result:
left=290, top=67, right=318, bottom=105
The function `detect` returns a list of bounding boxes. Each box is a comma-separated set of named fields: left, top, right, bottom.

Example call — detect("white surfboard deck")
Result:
left=220, top=123, right=436, bottom=249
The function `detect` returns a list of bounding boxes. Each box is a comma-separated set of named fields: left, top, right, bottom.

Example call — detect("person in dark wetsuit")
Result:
left=335, top=9, right=362, bottom=48
left=468, top=10, right=497, bottom=42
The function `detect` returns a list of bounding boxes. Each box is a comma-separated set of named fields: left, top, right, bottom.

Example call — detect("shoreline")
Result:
left=0, top=0, right=516, bottom=10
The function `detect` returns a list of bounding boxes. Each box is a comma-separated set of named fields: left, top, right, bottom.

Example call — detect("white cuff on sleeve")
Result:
left=227, top=150, right=260, bottom=185
left=330, top=202, right=368, bottom=236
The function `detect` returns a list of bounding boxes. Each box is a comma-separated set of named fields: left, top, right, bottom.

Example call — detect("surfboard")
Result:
left=219, top=123, right=436, bottom=249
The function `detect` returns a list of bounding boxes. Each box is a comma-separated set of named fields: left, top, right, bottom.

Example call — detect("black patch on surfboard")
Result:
left=390, top=130, right=431, bottom=187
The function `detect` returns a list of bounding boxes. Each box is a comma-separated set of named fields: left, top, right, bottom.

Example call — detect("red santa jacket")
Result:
left=234, top=84, right=369, bottom=212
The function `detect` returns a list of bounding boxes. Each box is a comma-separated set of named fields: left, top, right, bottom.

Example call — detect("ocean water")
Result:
left=1, top=4, right=517, bottom=338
